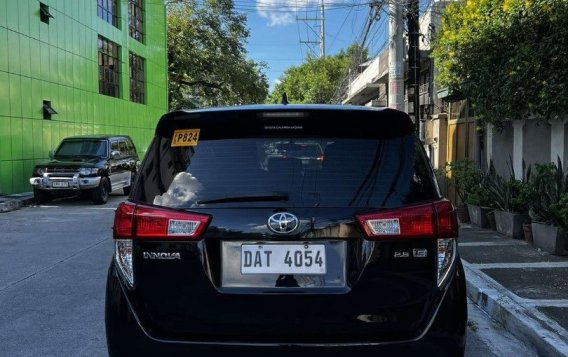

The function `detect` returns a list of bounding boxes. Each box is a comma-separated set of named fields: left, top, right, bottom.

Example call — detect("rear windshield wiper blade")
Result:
left=196, top=193, right=289, bottom=204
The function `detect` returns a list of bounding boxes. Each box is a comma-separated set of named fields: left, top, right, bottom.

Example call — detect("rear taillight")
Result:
left=356, top=199, right=458, bottom=287
left=112, top=202, right=211, bottom=240
left=133, top=204, right=210, bottom=239
left=356, top=202, right=435, bottom=239
left=434, top=200, right=459, bottom=238
left=113, top=201, right=135, bottom=239
left=115, top=240, right=133, bottom=287
left=112, top=202, right=211, bottom=288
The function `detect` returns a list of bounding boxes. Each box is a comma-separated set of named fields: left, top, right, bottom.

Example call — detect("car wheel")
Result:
left=33, top=188, right=52, bottom=204
left=92, top=177, right=110, bottom=204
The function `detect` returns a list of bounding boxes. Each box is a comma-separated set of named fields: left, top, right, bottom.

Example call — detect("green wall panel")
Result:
left=0, top=161, right=13, bottom=194
left=10, top=117, right=23, bottom=160
left=8, top=30, right=20, bottom=73
left=0, top=27, right=7, bottom=72
left=0, top=117, right=11, bottom=159
left=0, top=72, right=9, bottom=116
left=0, top=0, right=168, bottom=194
left=9, top=74, right=22, bottom=118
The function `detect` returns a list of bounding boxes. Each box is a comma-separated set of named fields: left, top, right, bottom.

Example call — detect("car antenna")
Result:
left=281, top=92, right=288, bottom=105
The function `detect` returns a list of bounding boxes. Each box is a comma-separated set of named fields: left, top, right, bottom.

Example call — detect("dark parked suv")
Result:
left=30, top=135, right=139, bottom=204
left=106, top=105, right=467, bottom=356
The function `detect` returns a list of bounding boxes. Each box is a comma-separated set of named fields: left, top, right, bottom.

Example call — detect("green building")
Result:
left=0, top=0, right=168, bottom=194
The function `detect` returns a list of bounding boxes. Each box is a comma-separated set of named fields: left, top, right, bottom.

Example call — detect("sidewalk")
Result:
left=0, top=192, right=34, bottom=213
left=461, top=224, right=568, bottom=356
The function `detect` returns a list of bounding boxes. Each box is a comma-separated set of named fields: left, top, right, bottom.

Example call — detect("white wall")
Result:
left=487, top=118, right=566, bottom=178
left=490, top=122, right=514, bottom=177
left=523, top=120, right=551, bottom=173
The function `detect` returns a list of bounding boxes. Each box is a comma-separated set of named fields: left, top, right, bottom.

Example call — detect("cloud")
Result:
left=257, top=0, right=342, bottom=27
left=274, top=79, right=282, bottom=86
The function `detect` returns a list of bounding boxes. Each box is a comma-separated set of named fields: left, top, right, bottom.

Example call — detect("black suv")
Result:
left=106, top=105, right=467, bottom=356
left=30, top=135, right=139, bottom=205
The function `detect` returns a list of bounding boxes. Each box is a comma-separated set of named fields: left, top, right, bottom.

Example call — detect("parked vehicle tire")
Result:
left=33, top=188, right=52, bottom=204
left=92, top=177, right=110, bottom=204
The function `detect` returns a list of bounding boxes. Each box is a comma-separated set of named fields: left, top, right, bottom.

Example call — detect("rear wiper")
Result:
left=196, top=193, right=289, bottom=204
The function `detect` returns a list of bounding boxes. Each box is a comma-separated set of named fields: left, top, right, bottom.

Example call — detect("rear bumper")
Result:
left=30, top=175, right=100, bottom=190
left=105, top=258, right=466, bottom=352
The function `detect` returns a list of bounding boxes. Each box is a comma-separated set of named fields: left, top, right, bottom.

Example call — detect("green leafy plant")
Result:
left=550, top=194, right=568, bottom=230
left=485, top=160, right=532, bottom=213
left=465, top=177, right=494, bottom=208
left=529, top=159, right=568, bottom=225
left=432, top=0, right=568, bottom=124
left=439, top=160, right=494, bottom=207
left=167, top=0, right=269, bottom=109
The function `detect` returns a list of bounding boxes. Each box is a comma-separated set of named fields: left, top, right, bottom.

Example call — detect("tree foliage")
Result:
left=268, top=44, right=368, bottom=104
left=167, top=0, right=269, bottom=109
left=432, top=0, right=568, bottom=123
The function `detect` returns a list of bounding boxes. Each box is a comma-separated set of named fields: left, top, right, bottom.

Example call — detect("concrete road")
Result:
left=0, top=196, right=534, bottom=356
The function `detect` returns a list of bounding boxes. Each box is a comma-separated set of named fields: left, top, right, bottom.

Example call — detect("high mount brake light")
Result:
left=113, top=202, right=211, bottom=240
left=355, top=200, right=457, bottom=240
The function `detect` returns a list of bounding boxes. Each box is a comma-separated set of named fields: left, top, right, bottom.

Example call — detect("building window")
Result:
left=129, top=52, right=145, bottom=103
left=129, top=0, right=144, bottom=43
left=97, top=0, right=119, bottom=27
left=98, top=36, right=120, bottom=98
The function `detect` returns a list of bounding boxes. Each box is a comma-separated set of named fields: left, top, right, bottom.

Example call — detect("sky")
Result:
left=234, top=0, right=390, bottom=91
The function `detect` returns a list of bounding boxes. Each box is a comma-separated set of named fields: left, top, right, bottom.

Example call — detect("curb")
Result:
left=0, top=193, right=35, bottom=213
left=464, top=261, right=568, bottom=357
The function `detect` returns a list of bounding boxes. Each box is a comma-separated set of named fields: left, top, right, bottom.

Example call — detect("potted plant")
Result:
left=446, top=160, right=492, bottom=226
left=529, top=161, right=568, bottom=255
left=450, top=160, right=494, bottom=228
left=486, top=162, right=531, bottom=239
left=464, top=177, right=495, bottom=228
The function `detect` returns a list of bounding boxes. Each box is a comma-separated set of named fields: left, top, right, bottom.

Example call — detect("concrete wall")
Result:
left=487, top=119, right=568, bottom=179
left=523, top=120, right=550, bottom=173
left=491, top=122, right=514, bottom=178
left=0, top=0, right=168, bottom=194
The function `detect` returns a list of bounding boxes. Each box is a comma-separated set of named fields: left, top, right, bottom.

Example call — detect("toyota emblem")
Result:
left=267, top=213, right=299, bottom=234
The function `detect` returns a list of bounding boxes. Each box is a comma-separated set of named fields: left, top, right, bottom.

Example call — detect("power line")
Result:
left=296, top=0, right=326, bottom=58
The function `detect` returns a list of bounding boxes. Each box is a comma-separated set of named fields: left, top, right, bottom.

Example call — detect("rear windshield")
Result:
left=134, top=135, right=438, bottom=208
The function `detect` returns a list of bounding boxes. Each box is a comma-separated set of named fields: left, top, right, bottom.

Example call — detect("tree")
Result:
left=432, top=0, right=568, bottom=124
left=167, top=0, right=269, bottom=109
left=268, top=44, right=368, bottom=104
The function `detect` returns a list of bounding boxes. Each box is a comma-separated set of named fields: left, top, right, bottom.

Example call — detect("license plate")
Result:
left=241, top=244, right=326, bottom=275
left=52, top=181, right=69, bottom=188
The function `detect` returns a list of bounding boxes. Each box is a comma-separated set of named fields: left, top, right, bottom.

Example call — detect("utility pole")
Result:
left=407, top=0, right=421, bottom=136
left=388, top=0, right=404, bottom=111
left=320, top=0, right=325, bottom=58
left=297, top=1, right=325, bottom=58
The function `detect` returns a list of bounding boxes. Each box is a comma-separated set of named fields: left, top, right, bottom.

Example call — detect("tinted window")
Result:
left=126, top=139, right=136, bottom=156
left=134, top=135, right=437, bottom=208
left=55, top=140, right=108, bottom=158
left=111, top=141, right=119, bottom=151
left=119, top=141, right=128, bottom=157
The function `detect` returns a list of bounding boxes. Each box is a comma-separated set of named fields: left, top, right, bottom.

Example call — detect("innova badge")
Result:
left=267, top=213, right=299, bottom=234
